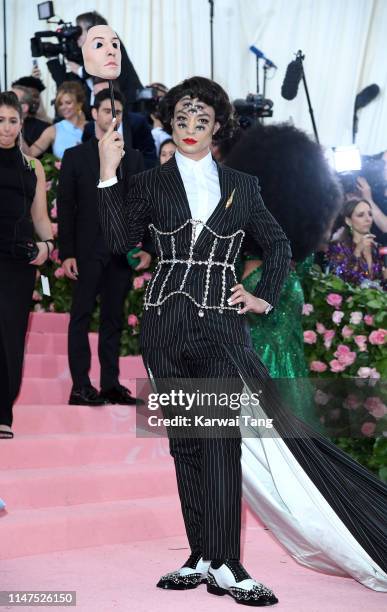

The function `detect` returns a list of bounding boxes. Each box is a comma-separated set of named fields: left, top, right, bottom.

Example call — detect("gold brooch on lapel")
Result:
left=225, top=188, right=236, bottom=209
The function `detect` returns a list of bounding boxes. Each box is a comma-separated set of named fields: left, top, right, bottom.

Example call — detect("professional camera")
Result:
left=233, top=94, right=273, bottom=128
left=30, top=1, right=82, bottom=63
left=134, top=87, right=161, bottom=115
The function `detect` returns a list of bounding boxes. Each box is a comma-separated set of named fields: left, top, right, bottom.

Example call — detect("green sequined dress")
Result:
left=242, top=258, right=319, bottom=426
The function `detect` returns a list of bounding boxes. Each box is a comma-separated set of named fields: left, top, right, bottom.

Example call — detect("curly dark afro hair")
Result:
left=226, top=123, right=343, bottom=261
left=158, top=76, right=236, bottom=142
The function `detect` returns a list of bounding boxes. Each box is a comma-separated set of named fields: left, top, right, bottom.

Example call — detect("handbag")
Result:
left=13, top=240, right=39, bottom=262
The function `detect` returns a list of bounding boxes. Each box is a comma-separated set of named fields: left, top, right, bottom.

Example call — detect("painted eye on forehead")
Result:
left=180, top=100, right=206, bottom=114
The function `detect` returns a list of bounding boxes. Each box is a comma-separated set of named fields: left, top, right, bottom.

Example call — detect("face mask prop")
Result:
left=82, top=25, right=121, bottom=121
left=82, top=25, right=122, bottom=176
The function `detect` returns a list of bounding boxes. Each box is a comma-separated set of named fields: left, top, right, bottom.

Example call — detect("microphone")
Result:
left=281, top=56, right=303, bottom=100
left=354, top=84, right=380, bottom=111
left=379, top=246, right=387, bottom=267
left=249, top=45, right=277, bottom=69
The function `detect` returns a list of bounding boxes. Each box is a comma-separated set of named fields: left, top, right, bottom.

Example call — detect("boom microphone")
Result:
left=281, top=56, right=303, bottom=100
left=249, top=45, right=277, bottom=69
left=355, top=84, right=380, bottom=111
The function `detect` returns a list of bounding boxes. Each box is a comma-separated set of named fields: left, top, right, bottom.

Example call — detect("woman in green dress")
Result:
left=226, top=123, right=342, bottom=424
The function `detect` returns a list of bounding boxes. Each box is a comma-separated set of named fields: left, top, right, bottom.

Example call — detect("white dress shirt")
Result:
left=175, top=149, right=221, bottom=241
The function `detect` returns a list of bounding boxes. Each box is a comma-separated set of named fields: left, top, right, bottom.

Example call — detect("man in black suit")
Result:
left=57, top=89, right=151, bottom=406
left=98, top=77, right=291, bottom=605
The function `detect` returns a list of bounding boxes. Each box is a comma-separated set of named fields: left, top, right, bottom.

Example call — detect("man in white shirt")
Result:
left=98, top=76, right=291, bottom=606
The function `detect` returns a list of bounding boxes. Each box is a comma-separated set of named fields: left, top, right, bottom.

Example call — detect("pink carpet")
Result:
left=0, top=313, right=384, bottom=611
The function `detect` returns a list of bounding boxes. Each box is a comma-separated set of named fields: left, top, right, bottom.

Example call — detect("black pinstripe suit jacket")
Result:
left=98, top=155, right=291, bottom=348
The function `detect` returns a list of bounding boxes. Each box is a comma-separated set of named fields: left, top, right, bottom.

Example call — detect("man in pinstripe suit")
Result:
left=98, top=76, right=291, bottom=606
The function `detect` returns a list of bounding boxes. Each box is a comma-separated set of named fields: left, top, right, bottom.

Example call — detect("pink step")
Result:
left=17, top=377, right=142, bottom=404
left=22, top=354, right=147, bottom=379
left=0, top=461, right=176, bottom=510
left=25, top=331, right=98, bottom=355
left=0, top=495, right=184, bottom=560
left=28, top=312, right=70, bottom=333
left=0, top=433, right=170, bottom=470
left=13, top=404, right=139, bottom=434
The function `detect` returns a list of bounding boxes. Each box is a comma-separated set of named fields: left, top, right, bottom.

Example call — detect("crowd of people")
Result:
left=0, top=12, right=386, bottom=603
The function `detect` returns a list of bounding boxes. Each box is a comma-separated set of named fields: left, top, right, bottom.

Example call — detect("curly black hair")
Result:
left=159, top=76, right=236, bottom=142
left=226, top=123, right=343, bottom=261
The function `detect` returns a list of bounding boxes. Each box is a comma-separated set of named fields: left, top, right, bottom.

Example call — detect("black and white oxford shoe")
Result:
left=207, top=560, right=278, bottom=606
left=157, top=552, right=210, bottom=590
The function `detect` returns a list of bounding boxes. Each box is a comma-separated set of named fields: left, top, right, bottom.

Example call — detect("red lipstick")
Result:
left=183, top=138, right=197, bottom=145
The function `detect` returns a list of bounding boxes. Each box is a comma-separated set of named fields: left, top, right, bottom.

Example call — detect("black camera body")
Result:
left=31, top=24, right=82, bottom=63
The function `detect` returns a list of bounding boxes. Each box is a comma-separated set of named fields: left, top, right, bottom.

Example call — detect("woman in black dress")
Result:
left=0, top=91, right=54, bottom=439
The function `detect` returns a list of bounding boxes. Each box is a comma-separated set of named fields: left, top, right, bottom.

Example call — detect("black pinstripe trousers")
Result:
left=143, top=326, right=243, bottom=560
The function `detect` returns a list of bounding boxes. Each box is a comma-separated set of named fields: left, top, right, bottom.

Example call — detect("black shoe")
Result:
left=68, top=385, right=106, bottom=406
left=207, top=560, right=278, bottom=606
left=100, top=385, right=144, bottom=406
left=157, top=552, right=210, bottom=590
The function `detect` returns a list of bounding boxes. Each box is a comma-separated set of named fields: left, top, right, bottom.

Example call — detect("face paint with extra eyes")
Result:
left=172, top=96, right=220, bottom=160
left=82, top=25, right=121, bottom=79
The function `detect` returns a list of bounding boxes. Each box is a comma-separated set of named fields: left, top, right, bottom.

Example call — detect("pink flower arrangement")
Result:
left=133, top=276, right=145, bottom=290
left=368, top=329, right=386, bottom=346
left=364, top=314, right=374, bottom=326
left=364, top=397, right=387, bottom=419
left=310, top=360, right=328, bottom=373
left=329, top=359, right=346, bottom=373
left=343, top=394, right=361, bottom=410
left=302, top=303, right=314, bottom=315
left=54, top=160, right=61, bottom=170
left=361, top=422, right=376, bottom=437
left=303, top=330, right=317, bottom=344
left=128, top=314, right=139, bottom=327
left=354, top=335, right=367, bottom=352
left=54, top=267, right=65, bottom=278
left=323, top=329, right=335, bottom=349
left=51, top=204, right=57, bottom=219
left=349, top=311, right=363, bottom=325
left=332, top=310, right=344, bottom=324
left=326, top=293, right=343, bottom=308
left=142, top=272, right=152, bottom=281
left=50, top=248, right=60, bottom=263
left=51, top=223, right=58, bottom=237
left=357, top=367, right=380, bottom=379
left=341, top=325, right=353, bottom=338
left=316, top=322, right=326, bottom=334
left=333, top=344, right=357, bottom=367
left=32, top=290, right=42, bottom=301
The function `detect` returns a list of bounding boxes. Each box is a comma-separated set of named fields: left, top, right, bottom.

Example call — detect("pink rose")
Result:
left=310, top=360, right=328, bottom=373
left=32, top=290, right=42, bottom=301
left=34, top=304, right=44, bottom=312
left=45, top=180, right=52, bottom=191
left=334, top=344, right=356, bottom=366
left=326, top=293, right=343, bottom=308
left=142, top=272, right=152, bottom=281
left=361, top=422, right=376, bottom=437
left=314, top=390, right=330, bottom=405
left=51, top=205, right=57, bottom=219
left=368, top=329, right=386, bottom=345
left=330, top=409, right=341, bottom=421
left=54, top=160, right=62, bottom=170
left=51, top=223, right=58, bottom=237
left=364, top=314, right=374, bottom=326
left=364, top=397, right=387, bottom=419
left=128, top=314, right=139, bottom=327
left=302, top=303, right=314, bottom=316
left=341, top=325, right=353, bottom=338
left=323, top=329, right=335, bottom=349
left=303, top=330, right=317, bottom=344
left=54, top=267, right=65, bottom=278
left=354, top=335, right=367, bottom=351
left=316, top=322, right=326, bottom=334
left=349, top=311, right=363, bottom=325
left=133, top=276, right=145, bottom=290
left=50, top=248, right=60, bottom=264
left=357, top=367, right=380, bottom=379
left=329, top=359, right=346, bottom=373
left=332, top=310, right=344, bottom=324
left=343, top=394, right=361, bottom=410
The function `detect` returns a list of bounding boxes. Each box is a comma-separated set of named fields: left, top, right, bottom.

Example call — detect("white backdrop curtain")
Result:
left=1, top=0, right=386, bottom=154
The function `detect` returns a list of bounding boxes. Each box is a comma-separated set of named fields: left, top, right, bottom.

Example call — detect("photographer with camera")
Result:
left=0, top=92, right=54, bottom=439
left=11, top=79, right=51, bottom=154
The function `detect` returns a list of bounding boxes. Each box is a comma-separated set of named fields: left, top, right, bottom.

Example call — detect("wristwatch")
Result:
left=264, top=303, right=273, bottom=315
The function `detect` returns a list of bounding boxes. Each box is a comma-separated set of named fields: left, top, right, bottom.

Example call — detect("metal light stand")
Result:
left=209, top=0, right=214, bottom=79
left=297, top=50, right=319, bottom=143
